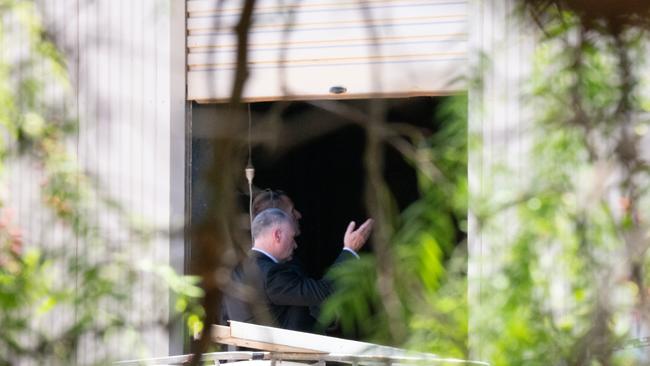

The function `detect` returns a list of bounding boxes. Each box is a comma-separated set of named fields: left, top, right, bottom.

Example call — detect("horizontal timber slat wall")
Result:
left=187, top=0, right=467, bottom=102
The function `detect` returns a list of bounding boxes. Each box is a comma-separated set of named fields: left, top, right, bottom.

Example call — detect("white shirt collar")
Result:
left=251, top=247, right=279, bottom=263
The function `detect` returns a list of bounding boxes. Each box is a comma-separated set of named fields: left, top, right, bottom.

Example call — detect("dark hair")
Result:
left=252, top=189, right=288, bottom=217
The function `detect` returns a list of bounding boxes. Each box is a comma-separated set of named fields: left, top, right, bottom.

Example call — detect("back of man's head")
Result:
left=251, top=208, right=291, bottom=240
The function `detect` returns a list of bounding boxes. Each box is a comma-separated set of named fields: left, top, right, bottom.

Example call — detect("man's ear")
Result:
left=273, top=227, right=282, bottom=242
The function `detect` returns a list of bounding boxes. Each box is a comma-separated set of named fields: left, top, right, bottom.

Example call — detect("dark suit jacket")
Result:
left=222, top=250, right=355, bottom=331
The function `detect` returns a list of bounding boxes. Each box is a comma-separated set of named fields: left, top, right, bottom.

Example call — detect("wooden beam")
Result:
left=212, top=325, right=325, bottom=354
left=226, top=321, right=433, bottom=358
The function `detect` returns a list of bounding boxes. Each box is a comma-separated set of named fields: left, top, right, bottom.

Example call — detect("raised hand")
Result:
left=343, top=218, right=374, bottom=252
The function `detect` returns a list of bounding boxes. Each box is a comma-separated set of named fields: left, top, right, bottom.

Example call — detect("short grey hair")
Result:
left=252, top=208, right=292, bottom=240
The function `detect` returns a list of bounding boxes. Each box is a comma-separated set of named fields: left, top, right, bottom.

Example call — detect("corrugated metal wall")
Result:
left=3, top=0, right=179, bottom=362
left=467, top=0, right=535, bottom=359
left=187, top=0, right=467, bottom=102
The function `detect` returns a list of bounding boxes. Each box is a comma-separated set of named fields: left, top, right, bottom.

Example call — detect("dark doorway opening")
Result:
left=191, top=97, right=452, bottom=278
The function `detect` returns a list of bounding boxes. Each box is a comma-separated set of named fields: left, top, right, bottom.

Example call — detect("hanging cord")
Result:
left=245, top=104, right=255, bottom=243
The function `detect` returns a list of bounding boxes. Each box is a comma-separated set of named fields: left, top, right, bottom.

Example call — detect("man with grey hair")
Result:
left=223, top=207, right=373, bottom=331
left=251, top=208, right=299, bottom=263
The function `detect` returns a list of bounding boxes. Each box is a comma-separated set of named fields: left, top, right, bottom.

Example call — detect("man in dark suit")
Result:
left=223, top=207, right=373, bottom=331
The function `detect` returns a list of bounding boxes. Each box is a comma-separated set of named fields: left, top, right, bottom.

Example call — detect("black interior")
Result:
left=192, top=97, right=446, bottom=277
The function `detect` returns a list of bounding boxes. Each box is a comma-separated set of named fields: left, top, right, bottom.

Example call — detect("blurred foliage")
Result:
left=0, top=1, right=203, bottom=364
left=321, top=95, right=469, bottom=359
left=471, top=2, right=650, bottom=365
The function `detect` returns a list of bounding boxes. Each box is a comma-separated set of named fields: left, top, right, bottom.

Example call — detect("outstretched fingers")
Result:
left=345, top=221, right=357, bottom=236
left=343, top=218, right=375, bottom=252
left=356, top=218, right=374, bottom=240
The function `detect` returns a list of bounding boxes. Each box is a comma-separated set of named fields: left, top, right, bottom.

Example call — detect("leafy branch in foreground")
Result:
left=473, top=2, right=650, bottom=365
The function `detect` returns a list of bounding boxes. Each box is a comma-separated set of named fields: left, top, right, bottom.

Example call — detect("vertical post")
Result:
left=169, top=0, right=188, bottom=356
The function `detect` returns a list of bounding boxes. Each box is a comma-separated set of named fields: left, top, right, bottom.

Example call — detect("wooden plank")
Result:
left=187, top=58, right=464, bottom=102
left=186, top=0, right=467, bottom=100
left=212, top=325, right=325, bottom=354
left=226, top=321, right=431, bottom=358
